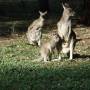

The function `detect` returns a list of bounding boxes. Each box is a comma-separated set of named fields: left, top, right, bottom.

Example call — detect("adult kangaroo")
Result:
left=57, top=3, right=76, bottom=60
left=26, top=11, right=47, bottom=46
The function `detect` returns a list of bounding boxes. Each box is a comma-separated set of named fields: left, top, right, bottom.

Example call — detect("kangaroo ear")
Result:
left=39, top=11, right=47, bottom=16
left=43, top=11, right=47, bottom=15
left=62, top=3, right=70, bottom=9
left=64, top=3, right=70, bottom=8
left=62, top=3, right=65, bottom=9
left=39, top=11, right=42, bottom=15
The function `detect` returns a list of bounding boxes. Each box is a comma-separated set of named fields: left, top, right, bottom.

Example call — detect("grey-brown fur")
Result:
left=57, top=3, right=76, bottom=60
left=40, top=33, right=60, bottom=62
left=26, top=11, right=47, bottom=46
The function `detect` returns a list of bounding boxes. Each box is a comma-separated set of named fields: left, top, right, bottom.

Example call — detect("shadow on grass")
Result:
left=74, top=53, right=90, bottom=60
left=0, top=61, right=90, bottom=90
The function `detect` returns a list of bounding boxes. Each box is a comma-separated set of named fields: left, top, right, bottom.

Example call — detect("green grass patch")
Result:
left=0, top=27, right=90, bottom=90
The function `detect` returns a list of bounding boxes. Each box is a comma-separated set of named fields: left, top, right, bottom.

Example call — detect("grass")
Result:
left=0, top=25, right=90, bottom=90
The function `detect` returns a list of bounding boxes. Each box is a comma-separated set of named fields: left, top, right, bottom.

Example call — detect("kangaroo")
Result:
left=40, top=33, right=60, bottom=62
left=57, top=3, right=76, bottom=60
left=26, top=11, right=47, bottom=46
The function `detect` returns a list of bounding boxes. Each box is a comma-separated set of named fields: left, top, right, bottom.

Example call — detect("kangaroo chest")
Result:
left=58, top=20, right=71, bottom=39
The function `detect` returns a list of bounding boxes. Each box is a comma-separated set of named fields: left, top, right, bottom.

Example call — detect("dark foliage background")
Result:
left=0, top=0, right=87, bottom=20
left=0, top=0, right=89, bottom=35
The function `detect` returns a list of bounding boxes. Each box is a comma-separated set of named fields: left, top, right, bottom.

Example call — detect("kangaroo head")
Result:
left=62, top=3, right=75, bottom=17
left=39, top=11, right=47, bottom=20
